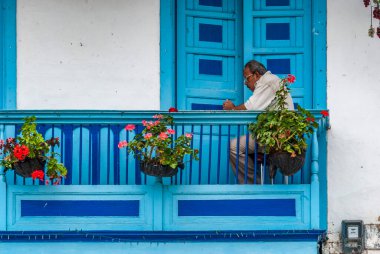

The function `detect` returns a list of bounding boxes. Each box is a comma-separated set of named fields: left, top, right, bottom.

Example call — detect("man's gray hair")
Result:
left=245, top=60, right=267, bottom=75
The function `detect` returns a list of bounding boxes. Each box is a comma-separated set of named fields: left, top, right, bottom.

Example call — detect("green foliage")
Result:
left=0, top=116, right=67, bottom=180
left=248, top=77, right=318, bottom=156
left=122, top=115, right=199, bottom=169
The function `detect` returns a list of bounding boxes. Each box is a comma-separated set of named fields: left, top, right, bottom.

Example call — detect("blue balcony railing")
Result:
left=0, top=110, right=328, bottom=232
left=0, top=110, right=328, bottom=186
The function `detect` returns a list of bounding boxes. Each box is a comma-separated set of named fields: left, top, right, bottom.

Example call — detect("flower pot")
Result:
left=140, top=161, right=183, bottom=177
left=268, top=152, right=305, bottom=177
left=14, top=157, right=46, bottom=178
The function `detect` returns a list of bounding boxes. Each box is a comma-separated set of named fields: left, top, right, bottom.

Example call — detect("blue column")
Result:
left=310, top=130, right=320, bottom=229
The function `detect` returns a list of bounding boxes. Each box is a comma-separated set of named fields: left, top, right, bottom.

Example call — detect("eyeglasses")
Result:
left=244, top=74, right=254, bottom=84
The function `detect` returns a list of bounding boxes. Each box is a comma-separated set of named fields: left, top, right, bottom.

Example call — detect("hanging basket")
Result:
left=13, top=157, right=46, bottom=178
left=268, top=152, right=306, bottom=177
left=140, top=161, right=184, bottom=177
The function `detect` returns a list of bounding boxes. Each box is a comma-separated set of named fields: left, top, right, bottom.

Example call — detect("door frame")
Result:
left=0, top=0, right=17, bottom=109
left=159, top=0, right=327, bottom=110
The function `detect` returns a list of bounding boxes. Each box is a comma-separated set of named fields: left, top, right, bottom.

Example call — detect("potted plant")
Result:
left=0, top=116, right=67, bottom=182
left=118, top=114, right=199, bottom=177
left=248, top=75, right=320, bottom=176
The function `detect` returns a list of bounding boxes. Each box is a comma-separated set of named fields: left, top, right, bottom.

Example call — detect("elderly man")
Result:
left=223, top=60, right=294, bottom=184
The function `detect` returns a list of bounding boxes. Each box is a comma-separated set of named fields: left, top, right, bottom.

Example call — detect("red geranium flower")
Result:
left=287, top=74, right=296, bottom=83
left=13, top=144, right=29, bottom=161
left=306, top=117, right=315, bottom=122
left=31, top=170, right=44, bottom=181
left=321, top=110, right=329, bottom=117
left=169, top=107, right=178, bottom=112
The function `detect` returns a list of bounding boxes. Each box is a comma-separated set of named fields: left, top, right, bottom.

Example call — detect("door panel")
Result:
left=177, top=0, right=243, bottom=110
left=245, top=0, right=313, bottom=108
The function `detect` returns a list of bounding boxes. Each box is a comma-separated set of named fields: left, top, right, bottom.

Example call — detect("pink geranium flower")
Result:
left=159, top=132, right=168, bottom=140
left=153, top=114, right=163, bottom=119
left=167, top=128, right=175, bottom=135
left=124, top=124, right=135, bottom=131
left=185, top=133, right=193, bottom=139
left=118, top=140, right=128, bottom=148
left=144, top=133, right=152, bottom=139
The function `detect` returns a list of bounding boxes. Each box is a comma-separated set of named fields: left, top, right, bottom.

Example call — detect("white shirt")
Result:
left=244, top=71, right=294, bottom=110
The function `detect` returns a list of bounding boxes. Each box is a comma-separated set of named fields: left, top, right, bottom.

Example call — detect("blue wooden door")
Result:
left=243, top=0, right=313, bottom=108
left=177, top=0, right=313, bottom=109
left=176, top=0, right=243, bottom=110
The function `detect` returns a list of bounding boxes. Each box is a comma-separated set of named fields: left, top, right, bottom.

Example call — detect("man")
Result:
left=223, top=60, right=294, bottom=184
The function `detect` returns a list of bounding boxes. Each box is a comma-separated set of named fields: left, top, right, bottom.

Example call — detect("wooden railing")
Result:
left=0, top=110, right=328, bottom=186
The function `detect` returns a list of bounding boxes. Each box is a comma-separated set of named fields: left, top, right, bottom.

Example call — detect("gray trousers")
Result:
left=230, top=135, right=261, bottom=184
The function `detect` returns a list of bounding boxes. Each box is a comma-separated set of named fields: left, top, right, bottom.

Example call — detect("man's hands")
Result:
left=223, top=99, right=235, bottom=110
left=222, top=99, right=248, bottom=110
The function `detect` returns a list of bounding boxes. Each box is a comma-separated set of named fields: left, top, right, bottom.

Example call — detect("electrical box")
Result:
left=342, top=220, right=364, bottom=254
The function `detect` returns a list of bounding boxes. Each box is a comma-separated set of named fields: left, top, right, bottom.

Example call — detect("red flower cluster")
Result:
left=374, top=6, right=380, bottom=19
left=306, top=117, right=315, bottom=122
left=364, top=0, right=370, bottom=7
left=31, top=170, right=44, bottom=181
left=169, top=107, right=178, bottom=112
left=321, top=110, right=329, bottom=117
left=13, top=144, right=29, bottom=161
left=286, top=74, right=296, bottom=83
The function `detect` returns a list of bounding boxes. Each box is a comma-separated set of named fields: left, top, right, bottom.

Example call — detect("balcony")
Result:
left=0, top=110, right=328, bottom=233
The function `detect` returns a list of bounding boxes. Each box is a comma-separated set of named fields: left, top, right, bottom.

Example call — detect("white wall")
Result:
left=17, top=0, right=160, bottom=110
left=327, top=0, right=380, bottom=249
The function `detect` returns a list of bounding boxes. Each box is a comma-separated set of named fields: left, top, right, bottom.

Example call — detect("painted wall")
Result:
left=327, top=0, right=380, bottom=252
left=17, top=0, right=160, bottom=110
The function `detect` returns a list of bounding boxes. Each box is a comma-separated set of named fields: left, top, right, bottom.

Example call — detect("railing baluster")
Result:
left=79, top=125, right=83, bottom=185
left=244, top=131, right=249, bottom=184
left=208, top=125, right=212, bottom=185
left=198, top=124, right=203, bottom=185
left=125, top=128, right=129, bottom=185
left=226, top=125, right=231, bottom=184
left=217, top=124, right=221, bottom=184
left=107, top=125, right=111, bottom=185
left=254, top=140, right=258, bottom=185
left=63, top=124, right=73, bottom=185
left=235, top=125, right=240, bottom=184
left=88, top=125, right=91, bottom=184
left=180, top=124, right=184, bottom=185
left=189, top=124, right=194, bottom=185
left=112, top=125, right=120, bottom=185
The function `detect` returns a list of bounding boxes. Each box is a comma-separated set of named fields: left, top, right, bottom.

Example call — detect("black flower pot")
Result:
left=140, top=161, right=183, bottom=177
left=268, top=152, right=306, bottom=177
left=14, top=157, right=46, bottom=178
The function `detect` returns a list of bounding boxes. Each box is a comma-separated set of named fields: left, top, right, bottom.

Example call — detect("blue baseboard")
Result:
left=0, top=230, right=325, bottom=242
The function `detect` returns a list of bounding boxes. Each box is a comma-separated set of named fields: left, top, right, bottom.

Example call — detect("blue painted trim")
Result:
left=178, top=199, right=296, bottom=217
left=0, top=0, right=17, bottom=109
left=160, top=0, right=176, bottom=110
left=312, top=0, right=327, bottom=230
left=0, top=230, right=326, bottom=242
left=313, top=0, right=327, bottom=109
left=21, top=200, right=139, bottom=217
